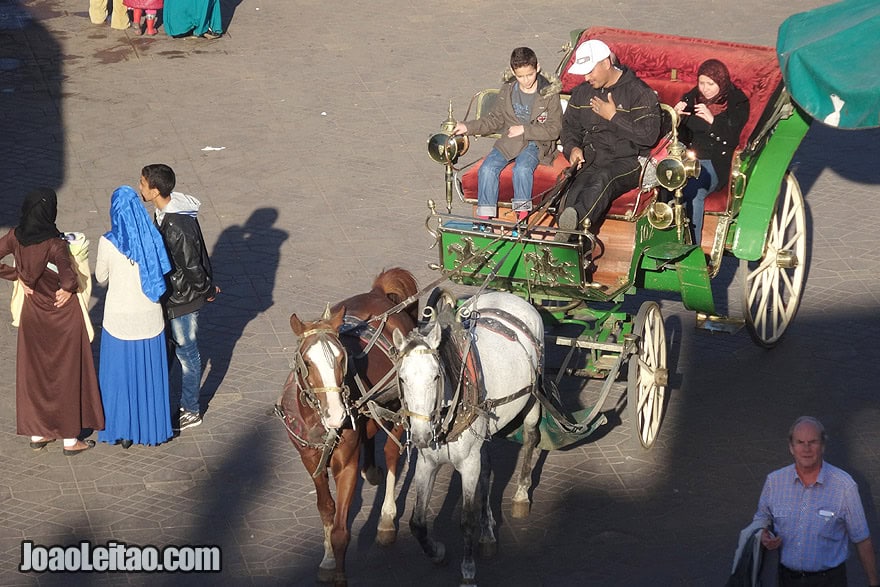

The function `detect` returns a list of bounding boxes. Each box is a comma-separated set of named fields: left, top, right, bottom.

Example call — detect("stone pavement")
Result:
left=2, top=0, right=880, bottom=585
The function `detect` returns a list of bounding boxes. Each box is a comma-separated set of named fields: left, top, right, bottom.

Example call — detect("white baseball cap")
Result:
left=568, top=39, right=611, bottom=75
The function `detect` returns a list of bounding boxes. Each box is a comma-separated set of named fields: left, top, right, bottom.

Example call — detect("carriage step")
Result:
left=551, top=336, right=623, bottom=353
left=695, top=312, right=744, bottom=334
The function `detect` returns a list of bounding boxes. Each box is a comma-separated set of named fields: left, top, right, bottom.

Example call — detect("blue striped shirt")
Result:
left=754, top=461, right=870, bottom=572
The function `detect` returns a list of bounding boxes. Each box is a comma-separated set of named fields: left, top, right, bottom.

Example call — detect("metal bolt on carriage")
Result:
left=423, top=11, right=879, bottom=451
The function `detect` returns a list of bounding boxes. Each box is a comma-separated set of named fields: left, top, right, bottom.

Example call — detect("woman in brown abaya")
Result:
left=0, top=188, right=104, bottom=455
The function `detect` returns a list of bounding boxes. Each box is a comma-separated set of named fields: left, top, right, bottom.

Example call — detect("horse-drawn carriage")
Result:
left=426, top=25, right=816, bottom=451
left=281, top=3, right=880, bottom=584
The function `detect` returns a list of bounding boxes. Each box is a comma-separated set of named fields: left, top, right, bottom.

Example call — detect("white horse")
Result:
left=392, top=290, right=543, bottom=586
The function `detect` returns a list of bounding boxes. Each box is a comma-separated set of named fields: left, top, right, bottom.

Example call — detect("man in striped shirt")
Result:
left=754, top=416, right=879, bottom=586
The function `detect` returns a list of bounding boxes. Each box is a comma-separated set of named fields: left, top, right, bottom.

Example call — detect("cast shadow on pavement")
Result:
left=0, top=0, right=63, bottom=228
left=198, top=207, right=288, bottom=413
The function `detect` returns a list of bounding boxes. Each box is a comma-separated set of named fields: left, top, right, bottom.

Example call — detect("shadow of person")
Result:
left=197, top=207, right=288, bottom=413
left=219, top=0, right=245, bottom=32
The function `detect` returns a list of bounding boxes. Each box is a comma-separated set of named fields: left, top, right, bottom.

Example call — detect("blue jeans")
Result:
left=682, top=159, right=718, bottom=245
left=169, top=311, right=201, bottom=414
left=476, top=143, right=538, bottom=217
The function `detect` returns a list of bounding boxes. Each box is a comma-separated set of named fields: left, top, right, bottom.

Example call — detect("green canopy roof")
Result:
left=777, top=0, right=880, bottom=129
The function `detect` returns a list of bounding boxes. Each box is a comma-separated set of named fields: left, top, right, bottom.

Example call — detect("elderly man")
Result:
left=754, top=416, right=880, bottom=586
left=556, top=39, right=661, bottom=240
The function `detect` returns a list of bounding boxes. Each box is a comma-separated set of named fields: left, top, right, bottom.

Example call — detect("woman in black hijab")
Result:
left=674, top=59, right=750, bottom=245
left=0, top=188, right=104, bottom=455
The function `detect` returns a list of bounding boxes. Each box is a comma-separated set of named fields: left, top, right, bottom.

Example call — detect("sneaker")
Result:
left=554, top=207, right=578, bottom=242
left=176, top=410, right=202, bottom=431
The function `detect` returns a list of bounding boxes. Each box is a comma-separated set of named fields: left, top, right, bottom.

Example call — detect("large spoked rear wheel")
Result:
left=740, top=172, right=807, bottom=348
left=628, top=301, right=668, bottom=449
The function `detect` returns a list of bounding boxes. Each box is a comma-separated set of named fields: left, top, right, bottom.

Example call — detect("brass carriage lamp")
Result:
left=651, top=104, right=701, bottom=240
left=427, top=101, right=469, bottom=212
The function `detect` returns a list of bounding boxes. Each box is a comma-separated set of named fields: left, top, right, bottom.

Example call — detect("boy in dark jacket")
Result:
left=557, top=39, right=661, bottom=240
left=139, top=163, right=219, bottom=432
left=452, top=47, right=562, bottom=225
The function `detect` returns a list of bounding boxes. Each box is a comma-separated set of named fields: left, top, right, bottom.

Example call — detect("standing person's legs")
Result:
left=511, top=142, right=539, bottom=218
left=131, top=8, right=143, bottom=33
left=476, top=148, right=509, bottom=218
left=169, top=311, right=202, bottom=417
left=109, top=0, right=129, bottom=29
left=89, top=0, right=109, bottom=24
left=145, top=9, right=158, bottom=34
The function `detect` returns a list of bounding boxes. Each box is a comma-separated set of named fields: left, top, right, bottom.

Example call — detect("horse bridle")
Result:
left=397, top=344, right=447, bottom=447
left=294, top=326, right=353, bottom=429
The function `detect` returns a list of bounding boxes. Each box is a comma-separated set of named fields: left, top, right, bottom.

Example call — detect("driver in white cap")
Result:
left=556, top=39, right=661, bottom=240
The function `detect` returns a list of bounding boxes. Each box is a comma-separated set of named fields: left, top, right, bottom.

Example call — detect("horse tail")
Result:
left=373, top=267, right=419, bottom=323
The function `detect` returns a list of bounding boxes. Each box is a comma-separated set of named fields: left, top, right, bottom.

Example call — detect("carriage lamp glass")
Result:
left=427, top=132, right=469, bottom=166
left=427, top=101, right=470, bottom=166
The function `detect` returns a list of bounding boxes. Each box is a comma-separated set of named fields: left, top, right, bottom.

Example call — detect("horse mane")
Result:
left=373, top=267, right=419, bottom=324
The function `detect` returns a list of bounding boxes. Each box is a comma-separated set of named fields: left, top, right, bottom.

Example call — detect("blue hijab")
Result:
left=104, top=186, right=171, bottom=302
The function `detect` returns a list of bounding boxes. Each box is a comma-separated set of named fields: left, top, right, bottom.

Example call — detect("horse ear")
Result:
left=425, top=319, right=441, bottom=349
left=329, top=305, right=345, bottom=331
left=392, top=328, right=406, bottom=351
left=322, top=303, right=332, bottom=320
left=290, top=313, right=305, bottom=336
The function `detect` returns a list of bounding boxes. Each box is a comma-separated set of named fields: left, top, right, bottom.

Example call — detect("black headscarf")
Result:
left=14, top=188, right=62, bottom=246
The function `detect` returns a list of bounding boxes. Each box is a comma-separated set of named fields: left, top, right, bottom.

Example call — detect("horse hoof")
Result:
left=317, top=567, right=335, bottom=583
left=431, top=542, right=447, bottom=565
left=360, top=466, right=383, bottom=486
left=376, top=527, right=397, bottom=546
left=479, top=539, right=497, bottom=559
left=511, top=500, right=530, bottom=519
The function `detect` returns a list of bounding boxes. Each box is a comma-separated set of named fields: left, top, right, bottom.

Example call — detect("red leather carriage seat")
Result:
left=459, top=151, right=652, bottom=218
left=459, top=151, right=570, bottom=210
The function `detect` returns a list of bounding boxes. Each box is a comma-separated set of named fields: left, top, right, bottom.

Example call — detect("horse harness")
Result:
left=276, top=313, right=408, bottom=475
left=400, top=306, right=543, bottom=446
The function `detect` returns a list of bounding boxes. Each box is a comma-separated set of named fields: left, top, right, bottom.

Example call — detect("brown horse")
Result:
left=281, top=268, right=419, bottom=586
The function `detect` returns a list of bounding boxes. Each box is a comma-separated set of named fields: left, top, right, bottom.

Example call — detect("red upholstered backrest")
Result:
left=560, top=26, right=782, bottom=149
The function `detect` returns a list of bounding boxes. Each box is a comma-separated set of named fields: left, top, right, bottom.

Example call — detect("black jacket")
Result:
left=157, top=212, right=214, bottom=320
left=561, top=66, right=661, bottom=168
left=679, top=85, right=750, bottom=188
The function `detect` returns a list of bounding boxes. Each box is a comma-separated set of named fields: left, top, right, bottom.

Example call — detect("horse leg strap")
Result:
left=312, top=429, right=339, bottom=478
left=480, top=384, right=533, bottom=411
left=366, top=400, right=405, bottom=453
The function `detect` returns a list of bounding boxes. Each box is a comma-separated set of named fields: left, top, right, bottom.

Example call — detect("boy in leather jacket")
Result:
left=139, top=163, right=219, bottom=432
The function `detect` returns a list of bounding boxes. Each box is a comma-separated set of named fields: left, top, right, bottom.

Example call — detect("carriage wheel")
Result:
left=627, top=301, right=668, bottom=449
left=739, top=172, right=807, bottom=348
